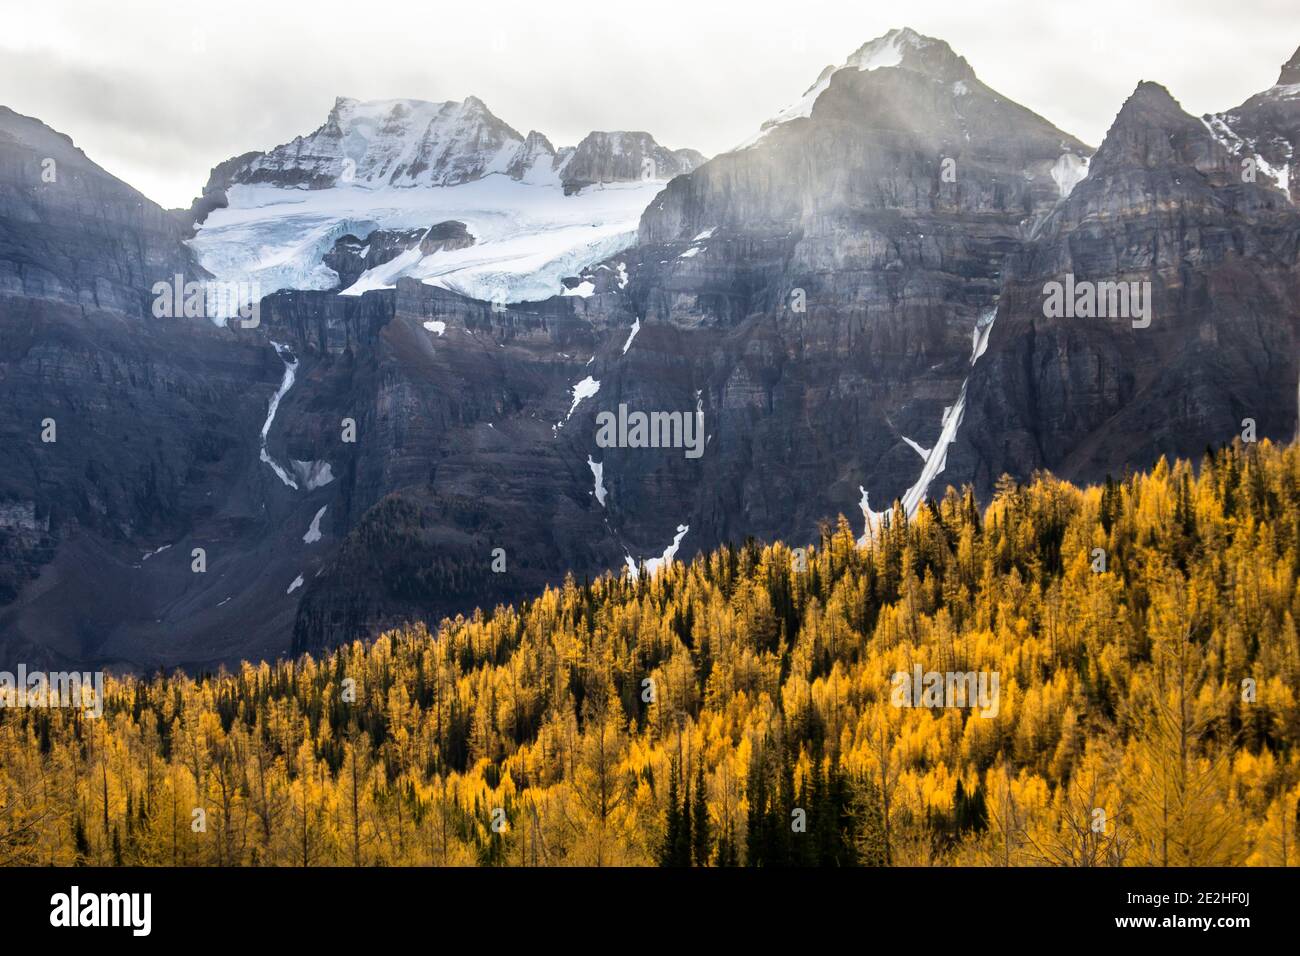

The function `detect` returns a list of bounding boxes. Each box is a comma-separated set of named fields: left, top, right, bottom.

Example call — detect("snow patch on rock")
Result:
left=622, top=318, right=640, bottom=354
left=303, top=506, right=327, bottom=544
left=858, top=487, right=889, bottom=545
left=291, top=459, right=335, bottom=490
left=587, top=455, right=607, bottom=506
left=1051, top=152, right=1090, bottom=199
left=563, top=280, right=595, bottom=297
left=260, top=342, right=300, bottom=489
left=970, top=308, right=996, bottom=364
left=555, top=375, right=600, bottom=431
left=1202, top=115, right=1291, bottom=200
left=625, top=524, right=689, bottom=580
left=901, top=436, right=930, bottom=460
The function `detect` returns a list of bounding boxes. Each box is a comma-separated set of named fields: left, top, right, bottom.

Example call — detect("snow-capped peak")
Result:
left=186, top=99, right=706, bottom=313
left=219, top=97, right=704, bottom=195
left=508, top=130, right=561, bottom=184
left=732, top=27, right=975, bottom=151
left=230, top=95, right=526, bottom=190
left=842, top=26, right=931, bottom=72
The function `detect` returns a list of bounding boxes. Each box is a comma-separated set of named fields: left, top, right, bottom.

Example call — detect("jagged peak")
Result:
left=840, top=27, right=975, bottom=83
left=732, top=27, right=979, bottom=151
left=567, top=130, right=686, bottom=157
left=207, top=93, right=702, bottom=195
left=577, top=130, right=656, bottom=143
left=330, top=93, right=496, bottom=116
left=1278, top=45, right=1300, bottom=86
left=1086, top=80, right=1255, bottom=184
left=506, top=130, right=559, bottom=183
left=1096, top=82, right=1202, bottom=146
left=843, top=27, right=932, bottom=68
left=1115, top=81, right=1185, bottom=120
left=324, top=94, right=505, bottom=124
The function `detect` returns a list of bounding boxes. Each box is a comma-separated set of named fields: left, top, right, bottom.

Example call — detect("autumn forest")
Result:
left=2, top=440, right=1299, bottom=867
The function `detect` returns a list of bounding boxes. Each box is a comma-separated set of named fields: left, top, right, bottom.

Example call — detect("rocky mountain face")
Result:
left=0, top=106, right=202, bottom=313
left=569, top=27, right=1089, bottom=542
left=229, top=96, right=527, bottom=190
left=323, top=222, right=474, bottom=288
left=256, top=281, right=616, bottom=652
left=952, top=81, right=1300, bottom=489
left=0, top=291, right=301, bottom=668
left=280, top=28, right=1097, bottom=652
left=558, top=131, right=705, bottom=194
left=2, top=29, right=1298, bottom=668
left=0, top=107, right=268, bottom=667
left=0, top=108, right=368, bottom=668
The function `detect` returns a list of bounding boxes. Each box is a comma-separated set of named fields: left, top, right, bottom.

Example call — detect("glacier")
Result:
left=188, top=177, right=669, bottom=317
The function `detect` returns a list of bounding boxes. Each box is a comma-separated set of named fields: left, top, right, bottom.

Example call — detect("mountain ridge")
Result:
left=184, top=94, right=706, bottom=218
left=2, top=29, right=1299, bottom=669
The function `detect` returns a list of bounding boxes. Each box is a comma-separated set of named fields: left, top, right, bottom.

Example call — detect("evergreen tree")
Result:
left=691, top=763, right=710, bottom=867
left=853, top=777, right=889, bottom=866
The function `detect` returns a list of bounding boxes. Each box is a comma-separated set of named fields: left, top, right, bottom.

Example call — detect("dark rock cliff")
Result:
left=0, top=106, right=203, bottom=314
left=951, top=82, right=1300, bottom=490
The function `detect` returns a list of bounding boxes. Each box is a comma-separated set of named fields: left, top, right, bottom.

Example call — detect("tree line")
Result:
left=1, top=439, right=1298, bottom=866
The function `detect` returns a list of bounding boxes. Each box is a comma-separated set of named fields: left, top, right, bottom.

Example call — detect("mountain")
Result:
left=952, top=80, right=1300, bottom=489
left=204, top=96, right=703, bottom=195
left=182, top=96, right=704, bottom=307
left=556, top=27, right=1090, bottom=546
left=228, top=96, right=528, bottom=190
left=1205, top=45, right=1300, bottom=202
left=278, top=27, right=1100, bottom=651
left=0, top=106, right=202, bottom=314
left=558, top=131, right=705, bottom=195
left=2, top=29, right=1299, bottom=669
left=0, top=109, right=307, bottom=667
left=0, top=94, right=704, bottom=667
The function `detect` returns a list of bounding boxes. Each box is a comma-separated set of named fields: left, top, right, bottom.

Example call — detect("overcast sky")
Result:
left=2, top=0, right=1294, bottom=207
